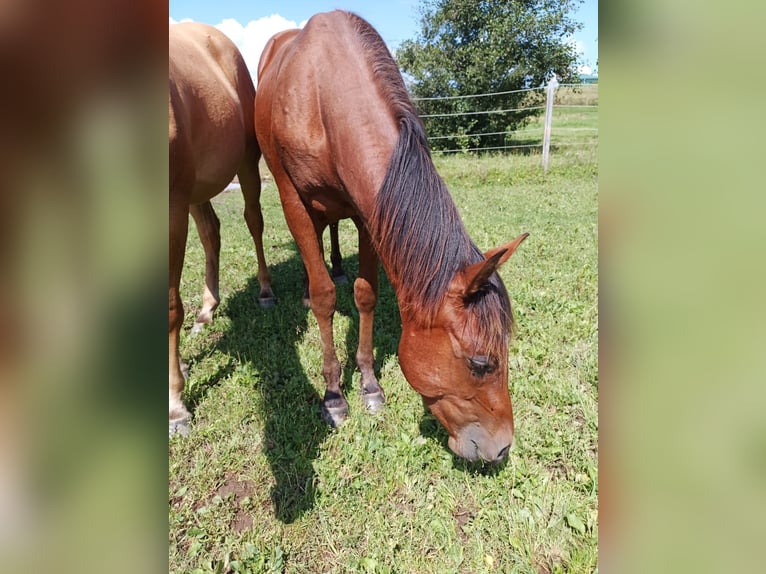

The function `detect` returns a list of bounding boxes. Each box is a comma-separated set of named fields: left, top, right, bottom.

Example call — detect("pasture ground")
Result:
left=169, top=143, right=598, bottom=573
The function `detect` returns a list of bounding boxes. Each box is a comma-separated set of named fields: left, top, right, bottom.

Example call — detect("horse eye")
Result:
left=468, top=355, right=497, bottom=377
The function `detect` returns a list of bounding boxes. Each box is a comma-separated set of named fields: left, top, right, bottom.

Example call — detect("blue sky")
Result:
left=170, top=0, right=598, bottom=74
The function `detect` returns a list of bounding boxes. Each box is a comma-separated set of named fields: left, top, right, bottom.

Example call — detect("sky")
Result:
left=169, top=0, right=598, bottom=81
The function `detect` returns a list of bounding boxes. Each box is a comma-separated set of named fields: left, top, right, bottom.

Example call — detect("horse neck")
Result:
left=333, top=117, right=400, bottom=221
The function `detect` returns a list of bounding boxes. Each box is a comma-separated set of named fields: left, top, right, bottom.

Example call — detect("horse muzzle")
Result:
left=448, top=423, right=514, bottom=464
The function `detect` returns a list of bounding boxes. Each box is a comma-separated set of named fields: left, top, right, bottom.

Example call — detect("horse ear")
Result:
left=463, top=233, right=529, bottom=300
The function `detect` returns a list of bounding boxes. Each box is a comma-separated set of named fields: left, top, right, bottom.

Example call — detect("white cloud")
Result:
left=566, top=36, right=586, bottom=58
left=566, top=35, right=596, bottom=71
left=170, top=15, right=302, bottom=84
left=215, top=16, right=303, bottom=84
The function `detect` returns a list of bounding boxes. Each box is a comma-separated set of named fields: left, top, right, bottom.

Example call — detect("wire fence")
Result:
left=411, top=82, right=598, bottom=159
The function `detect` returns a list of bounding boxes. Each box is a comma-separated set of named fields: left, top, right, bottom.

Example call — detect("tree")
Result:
left=396, top=0, right=583, bottom=152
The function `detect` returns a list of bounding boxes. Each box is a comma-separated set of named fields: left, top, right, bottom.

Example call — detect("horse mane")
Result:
left=344, top=12, right=514, bottom=354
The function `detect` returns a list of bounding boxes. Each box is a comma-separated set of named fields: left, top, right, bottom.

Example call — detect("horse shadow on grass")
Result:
left=181, top=237, right=500, bottom=520
left=205, top=245, right=401, bottom=523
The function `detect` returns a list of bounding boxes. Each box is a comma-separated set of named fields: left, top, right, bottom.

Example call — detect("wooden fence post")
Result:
left=542, top=74, right=559, bottom=173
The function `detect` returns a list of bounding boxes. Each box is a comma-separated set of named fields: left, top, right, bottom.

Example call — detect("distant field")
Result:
left=170, top=145, right=598, bottom=573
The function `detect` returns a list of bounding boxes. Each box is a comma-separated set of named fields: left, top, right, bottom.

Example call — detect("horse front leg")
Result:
left=189, top=201, right=220, bottom=335
left=354, top=223, right=385, bottom=412
left=277, top=179, right=347, bottom=426
left=311, top=267, right=348, bottom=427
left=300, top=223, right=328, bottom=308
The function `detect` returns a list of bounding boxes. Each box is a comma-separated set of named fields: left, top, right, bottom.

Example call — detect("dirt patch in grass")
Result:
left=232, top=511, right=253, bottom=533
left=534, top=544, right=568, bottom=574
left=216, top=474, right=257, bottom=533
left=453, top=500, right=477, bottom=544
left=545, top=457, right=570, bottom=481
left=216, top=475, right=254, bottom=499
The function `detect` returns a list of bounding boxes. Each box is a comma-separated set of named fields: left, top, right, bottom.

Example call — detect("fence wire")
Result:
left=415, top=83, right=598, bottom=155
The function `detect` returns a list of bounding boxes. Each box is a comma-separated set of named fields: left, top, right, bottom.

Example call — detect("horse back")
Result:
left=169, top=23, right=256, bottom=202
left=255, top=11, right=399, bottom=220
left=257, top=28, right=300, bottom=84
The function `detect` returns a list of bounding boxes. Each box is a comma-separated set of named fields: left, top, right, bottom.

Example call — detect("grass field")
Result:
left=169, top=140, right=597, bottom=573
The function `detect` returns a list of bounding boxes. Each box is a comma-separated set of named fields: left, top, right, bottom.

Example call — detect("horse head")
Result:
left=397, top=233, right=528, bottom=463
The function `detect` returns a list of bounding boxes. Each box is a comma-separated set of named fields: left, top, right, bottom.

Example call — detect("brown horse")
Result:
left=256, top=11, right=528, bottom=463
left=169, top=22, right=275, bottom=436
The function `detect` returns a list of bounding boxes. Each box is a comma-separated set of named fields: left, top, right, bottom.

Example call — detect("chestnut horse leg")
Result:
left=354, top=222, right=385, bottom=412
left=301, top=264, right=311, bottom=308
left=169, top=200, right=192, bottom=436
left=302, top=222, right=347, bottom=307
left=301, top=223, right=327, bottom=308
left=189, top=201, right=220, bottom=335
left=276, top=177, right=347, bottom=425
left=329, top=222, right=347, bottom=283
left=238, top=145, right=276, bottom=307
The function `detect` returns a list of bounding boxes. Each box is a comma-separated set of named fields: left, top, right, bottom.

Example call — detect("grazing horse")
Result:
left=169, top=22, right=275, bottom=436
left=256, top=11, right=527, bottom=463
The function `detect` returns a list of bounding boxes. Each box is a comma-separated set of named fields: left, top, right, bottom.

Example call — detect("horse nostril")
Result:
left=496, top=444, right=510, bottom=461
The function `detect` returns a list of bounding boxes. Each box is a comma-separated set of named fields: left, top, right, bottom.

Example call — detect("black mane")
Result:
left=347, top=11, right=513, bottom=354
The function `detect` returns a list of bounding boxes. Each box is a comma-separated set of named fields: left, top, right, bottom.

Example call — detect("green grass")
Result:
left=170, top=144, right=597, bottom=573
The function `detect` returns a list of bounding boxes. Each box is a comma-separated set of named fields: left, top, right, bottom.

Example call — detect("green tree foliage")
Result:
left=396, top=0, right=583, bottom=151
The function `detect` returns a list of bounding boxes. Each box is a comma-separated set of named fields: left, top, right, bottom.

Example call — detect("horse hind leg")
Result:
left=169, top=201, right=192, bottom=436
left=238, top=147, right=276, bottom=307
left=189, top=201, right=220, bottom=335
left=301, top=264, right=311, bottom=308
left=354, top=223, right=385, bottom=413
left=329, top=222, right=348, bottom=284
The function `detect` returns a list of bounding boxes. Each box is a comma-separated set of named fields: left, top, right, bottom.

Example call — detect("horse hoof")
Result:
left=321, top=403, right=349, bottom=428
left=169, top=417, right=191, bottom=438
left=332, top=273, right=349, bottom=285
left=361, top=389, right=386, bottom=413
left=190, top=321, right=205, bottom=336
left=258, top=296, right=276, bottom=308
